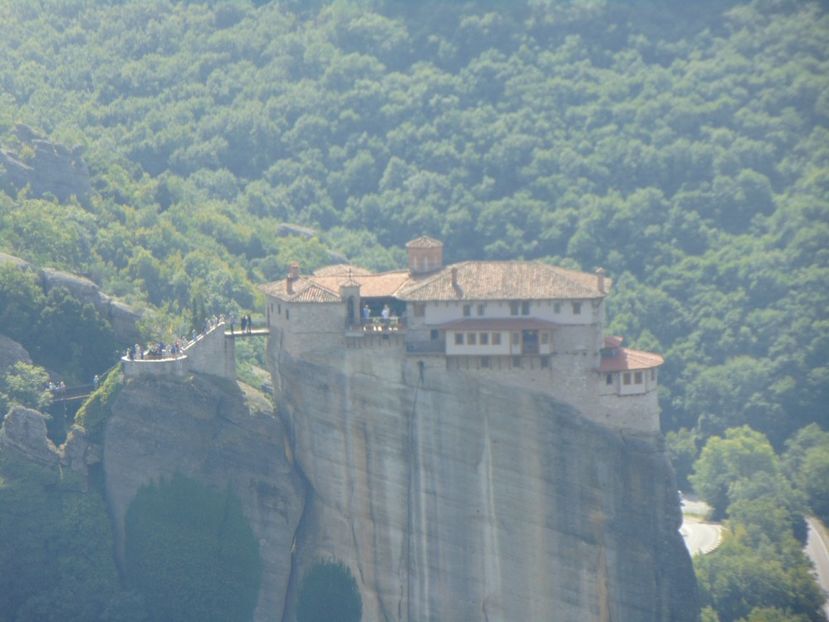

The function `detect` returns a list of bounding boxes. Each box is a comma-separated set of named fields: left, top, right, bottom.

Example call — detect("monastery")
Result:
left=261, top=236, right=664, bottom=433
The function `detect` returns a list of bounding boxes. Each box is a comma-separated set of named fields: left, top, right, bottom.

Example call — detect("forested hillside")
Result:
left=2, top=0, right=826, bottom=451
left=0, top=1, right=828, bottom=620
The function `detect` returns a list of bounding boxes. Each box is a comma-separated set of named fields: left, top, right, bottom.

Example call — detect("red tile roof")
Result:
left=261, top=260, right=608, bottom=303
left=406, top=236, right=443, bottom=249
left=398, top=261, right=607, bottom=301
left=598, top=347, right=664, bottom=372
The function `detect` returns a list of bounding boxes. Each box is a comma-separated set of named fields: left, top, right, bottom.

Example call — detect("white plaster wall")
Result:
left=415, top=299, right=599, bottom=326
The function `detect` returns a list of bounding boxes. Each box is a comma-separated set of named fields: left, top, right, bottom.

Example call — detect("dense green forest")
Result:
left=0, top=0, right=827, bottom=620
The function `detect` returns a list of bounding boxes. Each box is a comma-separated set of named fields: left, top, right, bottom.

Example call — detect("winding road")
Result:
left=805, top=517, right=829, bottom=618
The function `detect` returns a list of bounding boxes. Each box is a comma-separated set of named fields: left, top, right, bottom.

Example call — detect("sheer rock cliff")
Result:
left=272, top=344, right=698, bottom=622
left=102, top=374, right=305, bottom=622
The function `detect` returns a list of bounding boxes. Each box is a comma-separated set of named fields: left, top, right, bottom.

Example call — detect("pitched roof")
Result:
left=397, top=261, right=607, bottom=301
left=598, top=347, right=664, bottom=372
left=259, top=271, right=411, bottom=302
left=313, top=264, right=373, bottom=277
left=259, top=278, right=341, bottom=303
left=406, top=236, right=443, bottom=249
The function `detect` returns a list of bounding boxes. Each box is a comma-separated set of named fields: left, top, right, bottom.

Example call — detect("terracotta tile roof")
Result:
left=604, top=336, right=624, bottom=348
left=406, top=235, right=443, bottom=249
left=313, top=264, right=373, bottom=277
left=598, top=347, right=664, bottom=372
left=261, top=260, right=609, bottom=303
left=260, top=271, right=411, bottom=302
left=398, top=261, right=607, bottom=301
left=435, top=318, right=561, bottom=331
left=312, top=271, right=411, bottom=298
left=258, top=279, right=340, bottom=303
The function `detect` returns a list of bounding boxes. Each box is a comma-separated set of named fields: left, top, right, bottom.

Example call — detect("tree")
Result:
left=124, top=474, right=261, bottom=622
left=690, top=426, right=779, bottom=520
left=297, top=559, right=362, bottom=622
left=1, top=361, right=52, bottom=411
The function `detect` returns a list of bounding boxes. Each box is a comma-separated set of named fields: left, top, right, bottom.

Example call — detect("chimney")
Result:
left=595, top=267, right=606, bottom=294
left=287, top=262, right=300, bottom=295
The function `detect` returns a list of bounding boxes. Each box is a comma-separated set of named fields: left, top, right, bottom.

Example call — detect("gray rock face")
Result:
left=103, top=373, right=305, bottom=622
left=272, top=345, right=698, bottom=622
left=0, top=124, right=91, bottom=205
left=0, top=334, right=32, bottom=375
left=0, top=405, right=59, bottom=466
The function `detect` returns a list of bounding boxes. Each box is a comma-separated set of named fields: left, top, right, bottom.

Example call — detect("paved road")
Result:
left=805, top=517, right=829, bottom=618
left=680, top=517, right=722, bottom=556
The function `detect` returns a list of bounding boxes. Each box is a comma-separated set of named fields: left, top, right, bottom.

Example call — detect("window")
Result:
left=430, top=329, right=440, bottom=340
left=480, top=332, right=489, bottom=345
left=414, top=303, right=425, bottom=317
left=634, top=371, right=643, bottom=384
left=541, top=332, right=549, bottom=345
left=651, top=369, right=656, bottom=381
left=511, top=332, right=520, bottom=346
left=477, top=304, right=485, bottom=316
left=481, top=356, right=490, bottom=368
left=512, top=356, right=522, bottom=368
left=541, top=356, right=550, bottom=369
left=510, top=301, right=520, bottom=316
left=572, top=302, right=582, bottom=315
left=467, top=333, right=477, bottom=345
left=278, top=304, right=281, bottom=315
left=553, top=302, right=561, bottom=314
left=606, top=373, right=613, bottom=385
left=285, top=309, right=290, bottom=320
left=492, top=332, right=502, bottom=345
left=521, top=301, right=530, bottom=315
left=463, top=304, right=472, bottom=317
left=623, top=372, right=631, bottom=385
left=454, top=333, right=464, bottom=345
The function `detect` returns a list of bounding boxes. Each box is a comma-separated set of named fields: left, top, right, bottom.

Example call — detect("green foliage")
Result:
left=0, top=361, right=52, bottom=411
left=297, top=558, right=362, bottom=622
left=124, top=474, right=261, bottom=622
left=695, top=532, right=825, bottom=622
left=74, top=365, right=123, bottom=443
left=0, top=451, right=143, bottom=622
left=783, top=425, right=829, bottom=525
left=690, top=426, right=780, bottom=520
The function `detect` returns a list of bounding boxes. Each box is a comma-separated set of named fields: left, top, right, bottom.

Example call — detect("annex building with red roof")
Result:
left=260, top=236, right=664, bottom=433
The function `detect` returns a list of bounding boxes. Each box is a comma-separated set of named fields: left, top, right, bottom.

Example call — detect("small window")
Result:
left=278, top=304, right=281, bottom=315
left=414, top=303, right=425, bottom=317
left=467, top=332, right=477, bottom=345
left=286, top=309, right=290, bottom=320
left=463, top=304, right=472, bottom=317
left=481, top=356, right=490, bottom=368
left=454, top=333, right=464, bottom=345
left=541, top=332, right=549, bottom=345
left=521, top=301, right=530, bottom=315
left=634, top=371, right=643, bottom=384
left=541, top=356, right=550, bottom=368
left=553, top=302, right=561, bottom=314
left=510, top=302, right=520, bottom=316
left=492, top=332, right=502, bottom=345
left=477, top=303, right=485, bottom=316
left=606, top=373, right=613, bottom=385
left=480, top=332, right=489, bottom=345
left=512, top=356, right=522, bottom=368
left=572, top=302, right=582, bottom=315
left=511, top=332, right=520, bottom=346
left=623, top=372, right=631, bottom=385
